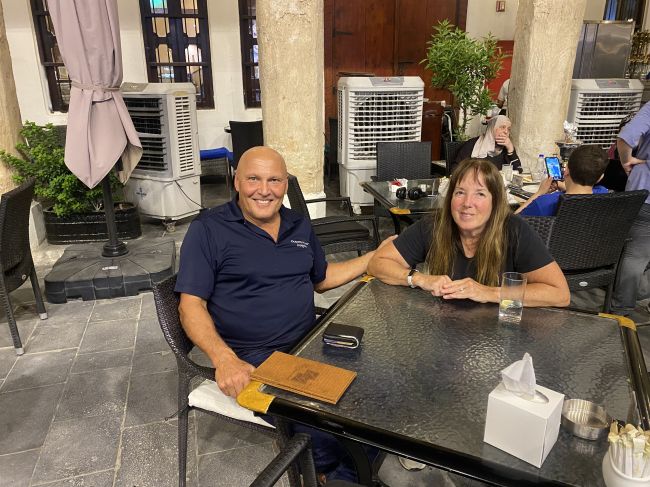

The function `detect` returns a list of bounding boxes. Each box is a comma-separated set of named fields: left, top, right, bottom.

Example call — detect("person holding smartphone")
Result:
left=515, top=144, right=609, bottom=217
left=453, top=115, right=521, bottom=174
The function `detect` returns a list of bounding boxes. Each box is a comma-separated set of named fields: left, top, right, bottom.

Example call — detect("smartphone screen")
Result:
left=544, top=156, right=563, bottom=181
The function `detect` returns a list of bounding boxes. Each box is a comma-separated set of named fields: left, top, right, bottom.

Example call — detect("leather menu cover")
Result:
left=251, top=351, right=356, bottom=404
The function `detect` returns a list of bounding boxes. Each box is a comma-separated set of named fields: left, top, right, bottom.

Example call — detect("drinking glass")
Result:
left=499, top=272, right=527, bottom=323
left=501, top=164, right=513, bottom=183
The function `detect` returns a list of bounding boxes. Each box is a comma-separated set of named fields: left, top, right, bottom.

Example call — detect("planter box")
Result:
left=44, top=203, right=142, bottom=244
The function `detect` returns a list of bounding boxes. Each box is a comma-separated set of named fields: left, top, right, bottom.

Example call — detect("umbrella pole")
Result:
left=101, top=175, right=128, bottom=258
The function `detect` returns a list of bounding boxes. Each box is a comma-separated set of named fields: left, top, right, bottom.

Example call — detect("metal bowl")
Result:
left=561, top=398, right=611, bottom=440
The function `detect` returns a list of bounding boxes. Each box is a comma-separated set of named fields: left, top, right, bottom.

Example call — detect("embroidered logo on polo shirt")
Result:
left=291, top=240, right=310, bottom=248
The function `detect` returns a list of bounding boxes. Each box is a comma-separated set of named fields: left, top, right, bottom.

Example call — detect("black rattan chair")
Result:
left=375, top=141, right=432, bottom=181
left=286, top=175, right=379, bottom=256
left=444, top=140, right=465, bottom=176
left=250, top=433, right=361, bottom=487
left=152, top=274, right=299, bottom=487
left=0, top=179, right=47, bottom=355
left=229, top=120, right=264, bottom=173
left=522, top=216, right=555, bottom=247
left=548, top=190, right=648, bottom=312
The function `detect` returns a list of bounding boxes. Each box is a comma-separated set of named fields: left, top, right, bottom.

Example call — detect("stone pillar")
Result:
left=256, top=0, right=324, bottom=197
left=0, top=1, right=21, bottom=193
left=509, top=0, right=586, bottom=170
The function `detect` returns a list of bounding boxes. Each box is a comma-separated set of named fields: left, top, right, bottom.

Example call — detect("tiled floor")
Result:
left=1, top=173, right=649, bottom=486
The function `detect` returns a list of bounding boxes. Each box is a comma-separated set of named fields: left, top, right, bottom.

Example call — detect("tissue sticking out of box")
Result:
left=501, top=353, right=547, bottom=402
left=563, top=121, right=579, bottom=143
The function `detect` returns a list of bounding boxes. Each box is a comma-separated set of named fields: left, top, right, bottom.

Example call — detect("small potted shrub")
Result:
left=0, top=122, right=141, bottom=244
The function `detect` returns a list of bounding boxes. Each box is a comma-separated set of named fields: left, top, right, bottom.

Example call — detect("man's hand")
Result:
left=413, top=273, right=452, bottom=296
left=440, top=278, right=497, bottom=303
left=215, top=353, right=255, bottom=398
left=623, top=156, right=645, bottom=174
left=495, top=133, right=514, bottom=154
left=534, top=176, right=554, bottom=196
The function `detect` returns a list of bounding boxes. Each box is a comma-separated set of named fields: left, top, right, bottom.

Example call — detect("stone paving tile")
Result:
left=196, top=412, right=273, bottom=456
left=34, top=301, right=94, bottom=324
left=1, top=349, right=75, bottom=393
left=54, top=366, right=129, bottom=422
left=32, top=469, right=114, bottom=487
left=134, top=317, right=169, bottom=354
left=26, top=319, right=87, bottom=354
left=131, top=349, right=176, bottom=377
left=0, top=347, right=17, bottom=380
left=71, top=349, right=133, bottom=374
left=197, top=442, right=277, bottom=487
left=0, top=449, right=40, bottom=487
left=139, top=291, right=156, bottom=319
left=89, top=297, right=141, bottom=323
left=115, top=419, right=197, bottom=487
left=0, top=383, right=63, bottom=455
left=31, top=415, right=121, bottom=485
left=78, top=319, right=137, bottom=354
left=124, top=370, right=177, bottom=427
left=0, top=318, right=38, bottom=349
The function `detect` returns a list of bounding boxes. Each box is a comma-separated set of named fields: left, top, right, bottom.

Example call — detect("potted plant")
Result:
left=0, top=121, right=141, bottom=244
left=423, top=20, right=506, bottom=140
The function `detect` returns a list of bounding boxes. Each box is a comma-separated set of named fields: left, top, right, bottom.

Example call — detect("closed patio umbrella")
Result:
left=43, top=0, right=175, bottom=303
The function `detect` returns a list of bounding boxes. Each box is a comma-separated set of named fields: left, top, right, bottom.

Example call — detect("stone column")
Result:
left=509, top=0, right=586, bottom=170
left=256, top=0, right=324, bottom=198
left=0, top=1, right=21, bottom=193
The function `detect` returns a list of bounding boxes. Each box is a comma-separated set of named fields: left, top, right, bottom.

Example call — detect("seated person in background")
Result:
left=453, top=115, right=521, bottom=174
left=515, top=144, right=609, bottom=217
left=176, top=146, right=388, bottom=483
left=497, top=78, right=510, bottom=115
left=368, top=158, right=570, bottom=307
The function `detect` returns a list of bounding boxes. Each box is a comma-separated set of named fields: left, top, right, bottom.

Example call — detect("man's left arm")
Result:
left=313, top=236, right=396, bottom=293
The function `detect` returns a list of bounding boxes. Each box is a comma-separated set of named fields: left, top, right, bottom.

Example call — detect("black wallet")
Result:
left=322, top=322, right=364, bottom=349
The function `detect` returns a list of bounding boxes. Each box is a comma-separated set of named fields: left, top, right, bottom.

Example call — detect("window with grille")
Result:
left=30, top=0, right=70, bottom=113
left=604, top=0, right=645, bottom=27
left=139, top=0, right=214, bottom=109
left=238, top=0, right=260, bottom=108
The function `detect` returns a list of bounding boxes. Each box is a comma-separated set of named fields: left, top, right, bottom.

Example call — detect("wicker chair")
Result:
left=152, top=274, right=299, bottom=487
left=286, top=175, right=379, bottom=256
left=0, top=179, right=47, bottom=355
left=229, top=120, right=264, bottom=173
left=548, top=190, right=648, bottom=312
left=250, top=433, right=361, bottom=487
left=375, top=141, right=432, bottom=181
left=522, top=216, right=555, bottom=247
left=444, top=140, right=465, bottom=176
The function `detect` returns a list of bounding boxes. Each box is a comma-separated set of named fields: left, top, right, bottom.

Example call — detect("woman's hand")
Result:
left=495, top=133, right=514, bottom=154
left=413, top=273, right=452, bottom=296
left=440, top=278, right=498, bottom=303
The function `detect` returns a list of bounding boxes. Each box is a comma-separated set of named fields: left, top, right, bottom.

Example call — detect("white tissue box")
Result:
left=483, top=382, right=564, bottom=468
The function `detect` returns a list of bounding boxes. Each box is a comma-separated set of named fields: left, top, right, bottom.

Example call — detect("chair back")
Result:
left=375, top=141, right=431, bottom=181
left=444, top=140, right=465, bottom=176
left=0, top=179, right=35, bottom=272
left=522, top=216, right=555, bottom=247
left=151, top=274, right=194, bottom=357
left=286, top=175, right=311, bottom=219
left=229, top=120, right=264, bottom=170
left=549, top=190, right=648, bottom=270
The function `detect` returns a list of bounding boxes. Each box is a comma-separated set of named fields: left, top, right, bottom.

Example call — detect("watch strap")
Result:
left=407, top=268, right=418, bottom=288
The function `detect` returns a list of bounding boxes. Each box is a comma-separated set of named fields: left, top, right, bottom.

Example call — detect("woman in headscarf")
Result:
left=452, top=115, right=521, bottom=174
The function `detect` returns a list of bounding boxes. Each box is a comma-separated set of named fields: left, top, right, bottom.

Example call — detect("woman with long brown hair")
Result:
left=368, top=158, right=569, bottom=306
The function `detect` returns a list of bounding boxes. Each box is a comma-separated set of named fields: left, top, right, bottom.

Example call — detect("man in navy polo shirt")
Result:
left=175, top=146, right=382, bottom=482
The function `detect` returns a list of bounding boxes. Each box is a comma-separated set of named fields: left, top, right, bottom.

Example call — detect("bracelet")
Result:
left=507, top=151, right=514, bottom=155
left=407, top=268, right=419, bottom=288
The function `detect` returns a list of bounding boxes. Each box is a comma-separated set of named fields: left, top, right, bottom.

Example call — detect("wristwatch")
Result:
left=407, top=268, right=419, bottom=288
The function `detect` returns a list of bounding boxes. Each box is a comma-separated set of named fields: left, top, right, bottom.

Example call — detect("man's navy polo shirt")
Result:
left=175, top=198, right=328, bottom=362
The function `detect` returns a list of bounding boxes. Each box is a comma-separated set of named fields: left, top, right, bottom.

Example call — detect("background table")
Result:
left=250, top=279, right=648, bottom=486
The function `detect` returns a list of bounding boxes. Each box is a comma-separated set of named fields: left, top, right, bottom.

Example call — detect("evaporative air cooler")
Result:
left=337, top=76, right=424, bottom=212
left=121, top=82, right=202, bottom=230
left=567, top=79, right=643, bottom=149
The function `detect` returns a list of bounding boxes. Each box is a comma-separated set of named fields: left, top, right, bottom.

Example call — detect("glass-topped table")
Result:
left=239, top=278, right=650, bottom=486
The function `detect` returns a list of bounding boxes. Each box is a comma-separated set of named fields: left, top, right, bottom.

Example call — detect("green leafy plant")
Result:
left=0, top=122, right=122, bottom=217
left=423, top=20, right=506, bottom=139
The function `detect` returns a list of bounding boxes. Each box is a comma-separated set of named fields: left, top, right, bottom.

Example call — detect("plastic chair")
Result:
left=375, top=141, right=432, bottom=181
left=548, top=190, right=648, bottom=312
left=151, top=274, right=300, bottom=487
left=229, top=120, right=264, bottom=173
left=444, top=140, right=465, bottom=176
left=286, top=175, right=379, bottom=256
left=0, top=179, right=47, bottom=355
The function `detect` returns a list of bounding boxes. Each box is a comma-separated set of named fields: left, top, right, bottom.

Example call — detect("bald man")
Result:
left=175, top=147, right=381, bottom=482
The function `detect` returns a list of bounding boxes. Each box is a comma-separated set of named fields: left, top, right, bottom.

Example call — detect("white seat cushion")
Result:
left=188, top=379, right=274, bottom=428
